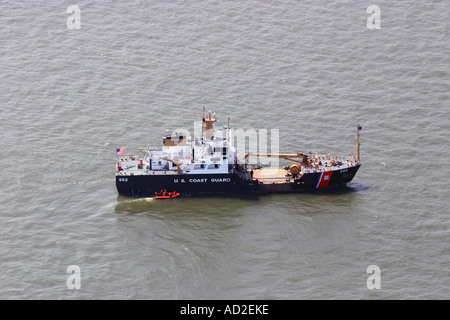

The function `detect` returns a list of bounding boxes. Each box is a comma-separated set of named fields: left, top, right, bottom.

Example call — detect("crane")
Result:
left=160, top=157, right=183, bottom=174
left=243, top=152, right=309, bottom=176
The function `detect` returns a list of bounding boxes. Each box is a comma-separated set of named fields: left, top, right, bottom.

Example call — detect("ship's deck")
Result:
left=253, top=161, right=358, bottom=184
left=116, top=154, right=359, bottom=180
left=117, top=170, right=178, bottom=176
left=253, top=168, right=293, bottom=184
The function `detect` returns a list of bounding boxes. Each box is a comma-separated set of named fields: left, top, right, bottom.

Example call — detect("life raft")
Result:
left=155, top=190, right=180, bottom=199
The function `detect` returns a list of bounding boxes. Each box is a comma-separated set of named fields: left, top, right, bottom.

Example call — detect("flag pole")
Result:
left=357, top=123, right=361, bottom=163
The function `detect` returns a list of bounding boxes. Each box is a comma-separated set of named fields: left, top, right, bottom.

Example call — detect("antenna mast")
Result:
left=357, top=123, right=361, bottom=162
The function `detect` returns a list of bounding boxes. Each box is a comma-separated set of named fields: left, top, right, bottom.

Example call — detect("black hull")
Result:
left=116, top=164, right=360, bottom=197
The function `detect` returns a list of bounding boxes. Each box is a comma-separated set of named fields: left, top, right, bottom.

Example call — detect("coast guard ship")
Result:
left=115, top=109, right=361, bottom=197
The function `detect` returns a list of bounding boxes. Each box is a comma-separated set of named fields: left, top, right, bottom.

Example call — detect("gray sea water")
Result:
left=0, top=0, right=449, bottom=300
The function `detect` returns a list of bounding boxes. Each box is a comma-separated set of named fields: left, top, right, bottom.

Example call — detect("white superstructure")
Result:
left=117, top=109, right=241, bottom=176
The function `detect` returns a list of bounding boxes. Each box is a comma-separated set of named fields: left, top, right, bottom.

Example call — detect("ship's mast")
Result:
left=357, top=123, right=361, bottom=162
left=201, top=106, right=205, bottom=139
left=350, top=123, right=361, bottom=163
left=227, top=112, right=230, bottom=144
left=203, top=108, right=216, bottom=140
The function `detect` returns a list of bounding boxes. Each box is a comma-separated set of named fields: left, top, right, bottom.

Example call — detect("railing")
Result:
left=116, top=169, right=178, bottom=176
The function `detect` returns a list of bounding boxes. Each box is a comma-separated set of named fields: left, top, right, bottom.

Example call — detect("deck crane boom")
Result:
left=243, top=152, right=309, bottom=176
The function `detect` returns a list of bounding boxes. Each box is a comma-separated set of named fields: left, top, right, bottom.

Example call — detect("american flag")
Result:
left=116, top=147, right=127, bottom=155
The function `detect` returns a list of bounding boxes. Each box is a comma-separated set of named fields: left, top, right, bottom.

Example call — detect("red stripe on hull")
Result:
left=317, top=171, right=333, bottom=188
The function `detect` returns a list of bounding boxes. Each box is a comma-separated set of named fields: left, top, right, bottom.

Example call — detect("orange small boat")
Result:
left=155, top=189, right=180, bottom=199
